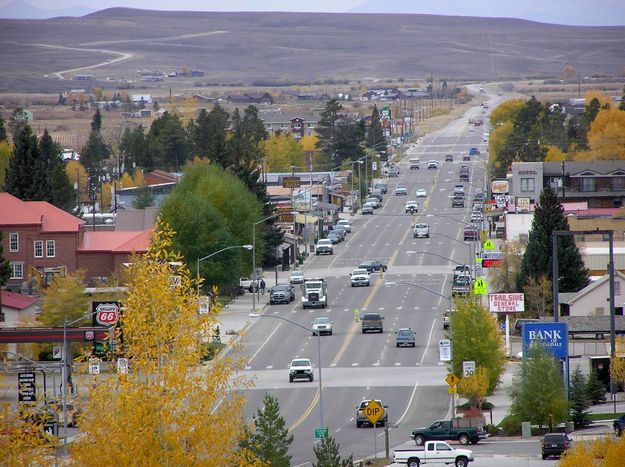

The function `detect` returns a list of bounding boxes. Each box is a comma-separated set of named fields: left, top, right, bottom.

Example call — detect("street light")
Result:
left=196, top=244, right=253, bottom=296
left=252, top=212, right=297, bottom=314
left=249, top=313, right=325, bottom=431
left=429, top=231, right=475, bottom=279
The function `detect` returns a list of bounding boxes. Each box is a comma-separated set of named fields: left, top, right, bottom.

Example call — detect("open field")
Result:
left=1, top=8, right=625, bottom=93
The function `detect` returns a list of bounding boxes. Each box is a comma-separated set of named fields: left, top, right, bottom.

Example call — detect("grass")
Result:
left=589, top=412, right=624, bottom=421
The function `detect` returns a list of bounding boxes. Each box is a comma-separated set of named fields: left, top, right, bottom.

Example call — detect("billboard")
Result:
left=489, top=293, right=524, bottom=312
left=491, top=180, right=510, bottom=194
left=522, top=322, right=568, bottom=360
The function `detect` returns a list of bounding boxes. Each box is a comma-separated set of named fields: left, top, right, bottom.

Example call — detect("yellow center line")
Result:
left=289, top=388, right=320, bottom=432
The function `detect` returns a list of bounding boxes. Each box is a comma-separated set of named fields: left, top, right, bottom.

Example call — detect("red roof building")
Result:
left=0, top=290, right=39, bottom=327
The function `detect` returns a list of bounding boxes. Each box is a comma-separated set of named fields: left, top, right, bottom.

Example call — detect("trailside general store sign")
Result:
left=489, top=293, right=525, bottom=313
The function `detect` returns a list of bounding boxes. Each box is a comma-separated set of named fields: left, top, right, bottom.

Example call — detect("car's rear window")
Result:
left=544, top=434, right=565, bottom=442
left=364, top=314, right=381, bottom=320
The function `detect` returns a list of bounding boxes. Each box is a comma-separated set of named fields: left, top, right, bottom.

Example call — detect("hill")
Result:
left=0, top=8, right=624, bottom=93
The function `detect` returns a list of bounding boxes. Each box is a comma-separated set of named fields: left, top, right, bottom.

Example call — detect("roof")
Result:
left=542, top=315, right=625, bottom=333
left=562, top=271, right=625, bottom=305
left=1, top=291, right=39, bottom=310
left=0, top=193, right=84, bottom=232
left=143, top=170, right=181, bottom=185
left=544, top=161, right=625, bottom=177
left=77, top=230, right=152, bottom=253
left=259, top=109, right=320, bottom=123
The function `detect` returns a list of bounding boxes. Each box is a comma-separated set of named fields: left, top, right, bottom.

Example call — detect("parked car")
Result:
left=269, top=284, right=295, bottom=304
left=315, top=239, right=333, bottom=255
left=336, top=219, right=352, bottom=232
left=359, top=261, right=387, bottom=272
left=396, top=328, right=416, bottom=347
left=289, top=358, right=314, bottom=382
left=394, top=441, right=474, bottom=467
left=614, top=414, right=625, bottom=436
left=470, top=212, right=483, bottom=223
left=395, top=185, right=408, bottom=196
left=289, top=270, right=305, bottom=284
left=416, top=188, right=427, bottom=198
left=362, top=203, right=374, bottom=215
left=356, top=399, right=388, bottom=427
left=326, top=231, right=341, bottom=244
left=374, top=182, right=388, bottom=194
left=333, top=224, right=349, bottom=236
left=463, top=224, right=479, bottom=241
left=413, top=223, right=430, bottom=238
left=361, top=312, right=384, bottom=333
left=452, top=196, right=464, bottom=208
left=366, top=196, right=381, bottom=208
left=312, top=316, right=333, bottom=336
left=541, top=432, right=572, bottom=459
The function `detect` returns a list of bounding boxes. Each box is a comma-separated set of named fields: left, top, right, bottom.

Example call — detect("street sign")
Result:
left=18, top=372, right=36, bottom=403
left=363, top=400, right=385, bottom=425
left=482, top=259, right=503, bottom=268
left=473, top=278, right=487, bottom=295
left=282, top=176, right=301, bottom=188
left=439, top=339, right=452, bottom=362
left=445, top=373, right=460, bottom=386
left=314, top=427, right=329, bottom=439
left=448, top=386, right=457, bottom=394
left=117, top=357, right=129, bottom=374
left=522, top=322, right=568, bottom=360
left=483, top=239, right=495, bottom=250
left=52, top=345, right=62, bottom=360
left=89, top=357, right=100, bottom=375
left=482, top=251, right=503, bottom=260
left=463, top=361, right=476, bottom=378
left=94, top=302, right=120, bottom=326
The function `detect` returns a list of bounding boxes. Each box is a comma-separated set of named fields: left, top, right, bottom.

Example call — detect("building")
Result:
left=227, top=92, right=274, bottom=105
left=258, top=110, right=319, bottom=140
left=0, top=291, right=39, bottom=327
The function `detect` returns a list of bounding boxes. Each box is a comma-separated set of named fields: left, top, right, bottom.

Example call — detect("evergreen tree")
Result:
left=241, top=394, right=293, bottom=467
left=0, top=115, right=7, bottom=142
left=50, top=164, right=76, bottom=212
left=91, top=108, right=102, bottom=132
left=191, top=104, right=230, bottom=165
left=366, top=104, right=386, bottom=156
left=147, top=112, right=190, bottom=171
left=585, top=369, right=607, bottom=405
left=316, top=99, right=344, bottom=159
left=132, top=184, right=154, bottom=209
left=3, top=124, right=49, bottom=200
left=569, top=368, right=591, bottom=427
left=120, top=125, right=149, bottom=172
left=313, top=435, right=353, bottom=467
left=518, top=187, right=589, bottom=292
left=81, top=111, right=109, bottom=178
left=334, top=117, right=365, bottom=163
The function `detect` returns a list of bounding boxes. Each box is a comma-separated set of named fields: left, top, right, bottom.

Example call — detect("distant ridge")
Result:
left=0, top=0, right=95, bottom=19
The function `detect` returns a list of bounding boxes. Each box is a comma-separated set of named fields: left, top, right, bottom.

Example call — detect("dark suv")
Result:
left=614, top=414, right=625, bottom=436
left=361, top=313, right=384, bottom=333
left=269, top=284, right=295, bottom=304
left=541, top=433, right=572, bottom=459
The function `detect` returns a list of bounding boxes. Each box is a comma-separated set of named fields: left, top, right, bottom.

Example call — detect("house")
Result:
left=131, top=94, right=153, bottom=105
left=227, top=92, right=274, bottom=105
left=0, top=193, right=151, bottom=290
left=559, top=271, right=625, bottom=317
left=258, top=110, right=319, bottom=139
left=0, top=291, right=39, bottom=327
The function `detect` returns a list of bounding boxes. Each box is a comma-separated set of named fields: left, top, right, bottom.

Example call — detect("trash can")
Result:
left=521, top=421, right=531, bottom=438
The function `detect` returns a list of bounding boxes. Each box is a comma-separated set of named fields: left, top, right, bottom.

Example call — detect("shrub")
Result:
left=498, top=414, right=522, bottom=436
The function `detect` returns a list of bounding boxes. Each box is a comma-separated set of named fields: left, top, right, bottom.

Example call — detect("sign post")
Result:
left=364, top=400, right=385, bottom=459
left=88, top=357, right=100, bottom=375
left=439, top=339, right=452, bottom=362
left=463, top=361, right=476, bottom=378
left=314, top=427, right=328, bottom=439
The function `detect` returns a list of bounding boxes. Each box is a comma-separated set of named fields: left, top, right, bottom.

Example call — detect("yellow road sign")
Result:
left=474, top=278, right=487, bottom=295
left=483, top=239, right=495, bottom=250
left=448, top=386, right=457, bottom=394
left=364, top=400, right=385, bottom=425
left=445, top=373, right=460, bottom=386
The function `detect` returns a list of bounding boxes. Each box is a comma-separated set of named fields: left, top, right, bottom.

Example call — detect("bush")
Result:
left=498, top=414, right=522, bottom=436
left=200, top=341, right=225, bottom=361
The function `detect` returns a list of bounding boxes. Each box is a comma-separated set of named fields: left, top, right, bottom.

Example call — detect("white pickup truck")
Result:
left=393, top=441, right=474, bottom=467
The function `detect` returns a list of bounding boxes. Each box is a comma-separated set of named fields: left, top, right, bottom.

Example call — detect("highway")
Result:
left=236, top=99, right=492, bottom=464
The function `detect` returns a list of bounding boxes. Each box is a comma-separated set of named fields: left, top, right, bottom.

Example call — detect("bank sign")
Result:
left=522, top=322, right=568, bottom=360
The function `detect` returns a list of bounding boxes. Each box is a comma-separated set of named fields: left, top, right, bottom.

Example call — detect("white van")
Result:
left=409, top=158, right=420, bottom=170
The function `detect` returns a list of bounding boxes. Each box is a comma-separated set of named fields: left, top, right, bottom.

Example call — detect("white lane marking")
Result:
left=420, top=319, right=437, bottom=366
left=373, top=362, right=380, bottom=366
left=330, top=363, right=337, bottom=367
left=394, top=363, right=401, bottom=366
left=395, top=381, right=421, bottom=425
left=352, top=363, right=358, bottom=366
left=248, top=322, right=282, bottom=365
left=266, top=365, right=273, bottom=369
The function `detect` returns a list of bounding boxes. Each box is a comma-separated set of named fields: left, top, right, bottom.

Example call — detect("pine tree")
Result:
left=91, top=108, right=102, bottom=132
left=82, top=110, right=109, bottom=178
left=569, top=368, right=591, bottom=427
left=366, top=104, right=386, bottom=156
left=518, top=187, right=589, bottom=292
left=132, top=184, right=154, bottom=209
left=50, top=164, right=76, bottom=212
left=0, top=115, right=7, bottom=141
left=241, top=394, right=293, bottom=467
left=316, top=99, right=344, bottom=159
left=3, top=123, right=49, bottom=200
left=585, top=369, right=607, bottom=405
left=313, top=435, right=353, bottom=467
left=189, top=104, right=229, bottom=164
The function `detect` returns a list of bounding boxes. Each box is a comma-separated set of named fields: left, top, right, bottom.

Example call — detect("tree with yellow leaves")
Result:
left=458, top=367, right=490, bottom=410
left=65, top=160, right=88, bottom=204
left=586, top=108, right=625, bottom=160
left=559, top=435, right=625, bottom=466
left=262, top=132, right=306, bottom=171
left=71, top=218, right=259, bottom=466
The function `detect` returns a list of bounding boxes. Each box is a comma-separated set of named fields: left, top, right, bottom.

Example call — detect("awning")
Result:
left=314, top=202, right=340, bottom=212
left=295, top=213, right=318, bottom=225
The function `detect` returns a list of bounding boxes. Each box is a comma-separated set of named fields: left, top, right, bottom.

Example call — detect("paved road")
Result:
left=236, top=96, right=496, bottom=464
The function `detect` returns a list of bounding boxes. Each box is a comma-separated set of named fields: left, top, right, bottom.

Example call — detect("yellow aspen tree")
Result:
left=132, top=169, right=145, bottom=187
left=543, top=145, right=567, bottom=162
left=119, top=171, right=135, bottom=189
left=65, top=160, right=89, bottom=203
left=587, top=109, right=625, bottom=160
left=300, top=134, right=318, bottom=152
left=71, top=218, right=259, bottom=466
left=458, top=367, right=490, bottom=409
left=585, top=90, right=611, bottom=108
left=560, top=435, right=625, bottom=466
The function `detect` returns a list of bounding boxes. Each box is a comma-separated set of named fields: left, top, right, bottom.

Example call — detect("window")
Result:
left=10, top=262, right=23, bottom=279
left=614, top=177, right=625, bottom=191
left=581, top=177, right=596, bottom=192
left=293, top=123, right=301, bottom=129
left=9, top=233, right=18, bottom=252
left=520, top=178, right=535, bottom=192
left=34, top=240, right=43, bottom=258
left=46, top=240, right=55, bottom=258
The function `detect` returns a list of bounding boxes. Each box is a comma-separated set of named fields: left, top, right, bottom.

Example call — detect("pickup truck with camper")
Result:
left=301, top=278, right=328, bottom=309
left=394, top=441, right=474, bottom=467
left=411, top=420, right=488, bottom=446
left=409, top=157, right=420, bottom=170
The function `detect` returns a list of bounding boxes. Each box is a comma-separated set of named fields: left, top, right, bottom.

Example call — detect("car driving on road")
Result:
left=427, top=160, right=438, bottom=170
left=361, top=312, right=384, bottom=333
left=312, top=317, right=333, bottom=336
left=269, top=284, right=295, bottom=304
left=289, top=270, right=305, bottom=284
left=289, top=358, right=314, bottom=382
left=405, top=200, right=419, bottom=213
left=395, top=185, right=408, bottom=196
left=396, top=328, right=416, bottom=347
left=356, top=399, right=388, bottom=427
left=413, top=223, right=430, bottom=238
left=416, top=188, right=427, bottom=197
left=362, top=203, right=374, bottom=215
left=315, top=239, right=333, bottom=255
left=445, top=154, right=454, bottom=162
left=350, top=268, right=371, bottom=287
left=359, top=261, right=387, bottom=272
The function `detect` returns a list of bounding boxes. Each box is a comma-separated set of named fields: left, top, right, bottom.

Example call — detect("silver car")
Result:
left=312, top=317, right=333, bottom=336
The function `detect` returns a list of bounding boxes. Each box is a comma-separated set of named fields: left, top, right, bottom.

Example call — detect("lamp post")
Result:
left=249, top=313, right=325, bottom=431
left=196, top=245, right=253, bottom=296
left=429, top=231, right=475, bottom=279
left=252, top=212, right=297, bottom=314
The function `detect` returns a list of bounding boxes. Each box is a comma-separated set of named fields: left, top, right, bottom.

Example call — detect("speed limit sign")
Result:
left=463, top=361, right=476, bottom=378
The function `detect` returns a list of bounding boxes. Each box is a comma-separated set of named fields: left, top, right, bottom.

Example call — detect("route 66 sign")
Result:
left=94, top=302, right=120, bottom=326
